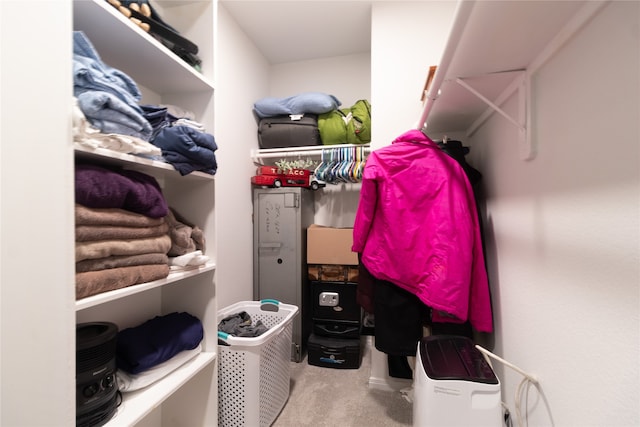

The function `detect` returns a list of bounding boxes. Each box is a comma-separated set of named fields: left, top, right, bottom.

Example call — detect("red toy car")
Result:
left=251, top=166, right=326, bottom=190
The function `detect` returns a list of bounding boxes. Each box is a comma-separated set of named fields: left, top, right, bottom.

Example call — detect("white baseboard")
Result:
left=365, top=335, right=414, bottom=392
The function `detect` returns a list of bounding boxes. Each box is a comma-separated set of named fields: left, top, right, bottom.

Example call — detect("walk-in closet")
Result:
left=0, top=1, right=638, bottom=426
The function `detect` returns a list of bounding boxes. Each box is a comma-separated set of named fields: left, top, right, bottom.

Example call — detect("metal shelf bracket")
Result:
left=460, top=71, right=534, bottom=160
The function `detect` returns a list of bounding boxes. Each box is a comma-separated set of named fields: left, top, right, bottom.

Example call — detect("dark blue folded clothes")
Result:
left=75, top=163, right=169, bottom=218
left=163, top=151, right=217, bottom=176
left=140, top=104, right=178, bottom=142
left=116, top=312, right=204, bottom=375
left=152, top=126, right=218, bottom=176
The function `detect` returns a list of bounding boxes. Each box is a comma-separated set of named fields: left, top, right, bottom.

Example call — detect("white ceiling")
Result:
left=221, top=1, right=373, bottom=64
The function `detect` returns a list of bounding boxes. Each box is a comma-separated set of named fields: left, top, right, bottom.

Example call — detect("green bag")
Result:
left=318, top=99, right=371, bottom=145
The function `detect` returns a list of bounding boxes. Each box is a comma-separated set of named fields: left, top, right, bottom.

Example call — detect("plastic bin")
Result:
left=217, top=300, right=299, bottom=427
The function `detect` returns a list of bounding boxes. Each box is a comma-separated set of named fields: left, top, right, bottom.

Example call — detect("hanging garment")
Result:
left=433, top=139, right=488, bottom=338
left=352, top=129, right=493, bottom=333
left=373, top=274, right=428, bottom=355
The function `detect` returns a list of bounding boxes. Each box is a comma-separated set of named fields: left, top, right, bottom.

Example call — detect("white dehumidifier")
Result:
left=413, top=335, right=502, bottom=427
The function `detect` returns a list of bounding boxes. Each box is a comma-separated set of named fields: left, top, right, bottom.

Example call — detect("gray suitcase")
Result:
left=257, top=114, right=321, bottom=149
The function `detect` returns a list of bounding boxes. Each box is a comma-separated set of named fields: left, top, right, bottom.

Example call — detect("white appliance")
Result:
left=413, top=335, right=502, bottom=427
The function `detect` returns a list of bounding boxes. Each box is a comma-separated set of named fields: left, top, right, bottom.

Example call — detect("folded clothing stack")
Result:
left=116, top=312, right=204, bottom=391
left=73, top=31, right=152, bottom=141
left=253, top=92, right=341, bottom=149
left=75, top=164, right=171, bottom=299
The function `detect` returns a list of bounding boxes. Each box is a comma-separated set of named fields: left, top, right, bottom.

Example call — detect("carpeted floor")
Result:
left=272, top=339, right=413, bottom=427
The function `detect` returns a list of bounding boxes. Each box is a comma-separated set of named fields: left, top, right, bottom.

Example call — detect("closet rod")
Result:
left=251, top=144, right=371, bottom=162
left=417, top=0, right=476, bottom=131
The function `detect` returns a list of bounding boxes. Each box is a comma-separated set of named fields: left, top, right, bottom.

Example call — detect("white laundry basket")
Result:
left=217, top=299, right=298, bottom=427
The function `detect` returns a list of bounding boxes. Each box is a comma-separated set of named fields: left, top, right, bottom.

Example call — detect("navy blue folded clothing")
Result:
left=162, top=151, right=217, bottom=176
left=140, top=104, right=177, bottom=142
left=116, top=312, right=204, bottom=374
left=154, top=126, right=218, bottom=158
left=152, top=126, right=218, bottom=176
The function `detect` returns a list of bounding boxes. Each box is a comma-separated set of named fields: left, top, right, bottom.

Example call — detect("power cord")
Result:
left=475, top=345, right=553, bottom=427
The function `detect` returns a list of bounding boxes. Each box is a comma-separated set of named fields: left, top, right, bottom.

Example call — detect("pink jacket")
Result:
left=352, top=130, right=493, bottom=332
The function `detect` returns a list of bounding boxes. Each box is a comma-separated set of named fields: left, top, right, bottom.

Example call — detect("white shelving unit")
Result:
left=420, top=0, right=607, bottom=160
left=73, top=1, right=219, bottom=425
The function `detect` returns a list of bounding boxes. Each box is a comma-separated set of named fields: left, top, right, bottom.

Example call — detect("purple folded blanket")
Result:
left=75, top=164, right=168, bottom=218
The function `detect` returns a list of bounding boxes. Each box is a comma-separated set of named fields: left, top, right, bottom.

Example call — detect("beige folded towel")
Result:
left=76, top=252, right=169, bottom=273
left=76, top=264, right=170, bottom=299
left=76, top=235, right=172, bottom=262
left=75, top=204, right=165, bottom=228
left=75, top=222, right=169, bottom=242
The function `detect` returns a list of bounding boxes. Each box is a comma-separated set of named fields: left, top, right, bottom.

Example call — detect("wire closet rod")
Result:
left=252, top=144, right=371, bottom=160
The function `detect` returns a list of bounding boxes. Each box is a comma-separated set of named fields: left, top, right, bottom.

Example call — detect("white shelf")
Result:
left=423, top=0, right=598, bottom=137
left=76, top=262, right=216, bottom=311
left=70, top=0, right=219, bottom=425
left=105, top=352, right=217, bottom=427
left=72, top=0, right=214, bottom=95
left=75, top=145, right=216, bottom=181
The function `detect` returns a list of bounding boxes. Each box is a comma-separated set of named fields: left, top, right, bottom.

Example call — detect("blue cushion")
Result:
left=254, top=92, right=341, bottom=118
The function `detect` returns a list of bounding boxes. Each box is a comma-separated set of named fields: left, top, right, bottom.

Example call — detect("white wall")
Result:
left=1, top=1, right=76, bottom=425
left=216, top=4, right=640, bottom=424
left=371, top=1, right=456, bottom=149
left=269, top=53, right=371, bottom=108
left=215, top=4, right=271, bottom=308
left=268, top=53, right=373, bottom=228
left=216, top=0, right=457, bottom=295
left=467, top=2, right=639, bottom=425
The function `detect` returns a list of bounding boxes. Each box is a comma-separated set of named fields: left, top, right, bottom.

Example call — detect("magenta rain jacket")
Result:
left=352, top=129, right=493, bottom=332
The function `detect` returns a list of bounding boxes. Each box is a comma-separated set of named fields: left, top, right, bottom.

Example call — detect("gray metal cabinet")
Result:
left=253, top=187, right=314, bottom=362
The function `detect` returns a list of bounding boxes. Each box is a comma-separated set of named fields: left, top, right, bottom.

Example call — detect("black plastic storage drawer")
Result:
left=312, top=320, right=360, bottom=339
left=307, top=333, right=362, bottom=369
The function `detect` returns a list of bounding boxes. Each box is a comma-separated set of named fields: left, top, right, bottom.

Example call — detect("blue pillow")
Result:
left=254, top=92, right=341, bottom=118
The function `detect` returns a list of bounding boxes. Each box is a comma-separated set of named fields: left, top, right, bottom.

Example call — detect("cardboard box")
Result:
left=307, top=224, right=358, bottom=265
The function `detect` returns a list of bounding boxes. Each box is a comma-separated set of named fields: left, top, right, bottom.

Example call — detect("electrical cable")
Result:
left=475, top=345, right=553, bottom=427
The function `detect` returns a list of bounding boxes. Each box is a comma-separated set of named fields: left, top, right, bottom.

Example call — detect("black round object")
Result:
left=76, top=322, right=119, bottom=427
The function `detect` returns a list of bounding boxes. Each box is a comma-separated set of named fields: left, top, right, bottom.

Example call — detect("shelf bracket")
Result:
left=457, top=71, right=534, bottom=160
